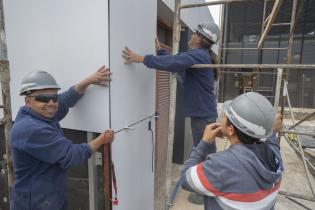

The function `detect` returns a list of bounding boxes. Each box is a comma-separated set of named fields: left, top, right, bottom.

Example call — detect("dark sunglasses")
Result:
left=28, top=94, right=58, bottom=103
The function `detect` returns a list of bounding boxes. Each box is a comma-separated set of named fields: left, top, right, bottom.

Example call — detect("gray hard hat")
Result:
left=20, top=71, right=60, bottom=95
left=195, top=22, right=220, bottom=44
left=223, top=92, right=275, bottom=139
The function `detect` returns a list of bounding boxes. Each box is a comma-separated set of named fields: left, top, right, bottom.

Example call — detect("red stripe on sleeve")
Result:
left=196, top=163, right=222, bottom=196
left=196, top=163, right=281, bottom=202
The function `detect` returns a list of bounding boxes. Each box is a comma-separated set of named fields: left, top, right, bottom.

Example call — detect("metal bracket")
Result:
left=95, top=152, right=103, bottom=166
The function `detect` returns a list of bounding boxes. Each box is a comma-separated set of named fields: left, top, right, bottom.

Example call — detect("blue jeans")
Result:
left=190, top=117, right=216, bottom=153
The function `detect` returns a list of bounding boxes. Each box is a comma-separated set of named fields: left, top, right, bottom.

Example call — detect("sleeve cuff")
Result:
left=196, top=140, right=214, bottom=156
left=69, top=86, right=84, bottom=98
left=267, top=132, right=277, bottom=142
left=85, top=143, right=93, bottom=158
left=143, top=55, right=152, bottom=66
left=157, top=49, right=168, bottom=55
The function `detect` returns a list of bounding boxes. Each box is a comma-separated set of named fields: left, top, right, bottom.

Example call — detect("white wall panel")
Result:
left=4, top=0, right=156, bottom=209
left=109, top=0, right=156, bottom=209
left=3, top=0, right=109, bottom=132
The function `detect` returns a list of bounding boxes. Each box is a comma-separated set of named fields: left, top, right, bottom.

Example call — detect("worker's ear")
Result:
left=25, top=96, right=31, bottom=107
left=227, top=124, right=236, bottom=136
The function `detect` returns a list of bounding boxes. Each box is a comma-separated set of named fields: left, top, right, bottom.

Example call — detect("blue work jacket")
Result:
left=143, top=48, right=217, bottom=119
left=10, top=87, right=93, bottom=210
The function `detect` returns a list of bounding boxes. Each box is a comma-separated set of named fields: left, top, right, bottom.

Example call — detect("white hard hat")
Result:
left=195, top=22, right=221, bottom=44
left=20, top=71, right=60, bottom=95
left=223, top=92, right=275, bottom=139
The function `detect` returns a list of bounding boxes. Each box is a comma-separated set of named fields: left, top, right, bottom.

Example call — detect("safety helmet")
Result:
left=223, top=92, right=275, bottom=139
left=20, top=71, right=60, bottom=95
left=195, top=22, right=220, bottom=44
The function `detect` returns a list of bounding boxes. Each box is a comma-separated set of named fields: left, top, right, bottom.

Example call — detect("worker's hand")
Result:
left=74, top=65, right=111, bottom=94
left=273, top=114, right=282, bottom=132
left=88, top=129, right=115, bottom=152
left=202, top=123, right=222, bottom=144
left=155, top=38, right=162, bottom=51
left=122, top=47, right=145, bottom=64
left=99, top=129, right=115, bottom=144
left=86, top=65, right=112, bottom=86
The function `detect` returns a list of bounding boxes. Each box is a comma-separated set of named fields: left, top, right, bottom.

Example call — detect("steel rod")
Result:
left=286, top=0, right=298, bottom=64
left=284, top=81, right=315, bottom=197
left=288, top=112, right=315, bottom=130
left=180, top=0, right=251, bottom=9
left=274, top=68, right=283, bottom=110
left=284, top=135, right=315, bottom=172
left=280, top=130, right=315, bottom=137
left=220, top=71, right=278, bottom=75
left=261, top=0, right=267, bottom=34
left=114, top=113, right=157, bottom=134
left=272, top=23, right=291, bottom=26
left=166, top=0, right=181, bottom=209
left=191, top=64, right=315, bottom=69
left=279, top=191, right=315, bottom=202
left=221, top=47, right=288, bottom=50
left=285, top=196, right=314, bottom=209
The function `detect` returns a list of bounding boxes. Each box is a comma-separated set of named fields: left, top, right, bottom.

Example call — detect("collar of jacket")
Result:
left=189, top=47, right=208, bottom=52
left=22, top=106, right=56, bottom=123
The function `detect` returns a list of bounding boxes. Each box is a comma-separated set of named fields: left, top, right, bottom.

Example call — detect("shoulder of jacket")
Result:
left=206, top=148, right=239, bottom=164
left=14, top=115, right=52, bottom=135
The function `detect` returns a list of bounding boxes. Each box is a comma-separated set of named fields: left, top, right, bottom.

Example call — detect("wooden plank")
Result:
left=258, top=0, right=283, bottom=48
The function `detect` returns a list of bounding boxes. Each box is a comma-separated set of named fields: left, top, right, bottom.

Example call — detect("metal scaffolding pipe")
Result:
left=220, top=71, right=277, bottom=75
left=274, top=68, right=283, bottom=110
left=191, top=64, right=315, bottom=69
left=221, top=47, right=288, bottom=50
left=165, top=0, right=181, bottom=209
left=272, top=23, right=291, bottom=26
left=284, top=135, right=315, bottom=172
left=284, top=81, right=315, bottom=198
left=279, top=191, right=315, bottom=202
left=288, top=112, right=315, bottom=130
left=286, top=0, right=298, bottom=64
left=280, top=130, right=315, bottom=137
left=180, top=0, right=251, bottom=9
left=285, top=196, right=314, bottom=210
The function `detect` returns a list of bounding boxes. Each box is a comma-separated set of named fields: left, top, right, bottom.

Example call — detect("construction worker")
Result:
left=181, top=92, right=284, bottom=210
left=122, top=22, right=220, bottom=204
left=10, top=66, right=114, bottom=210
